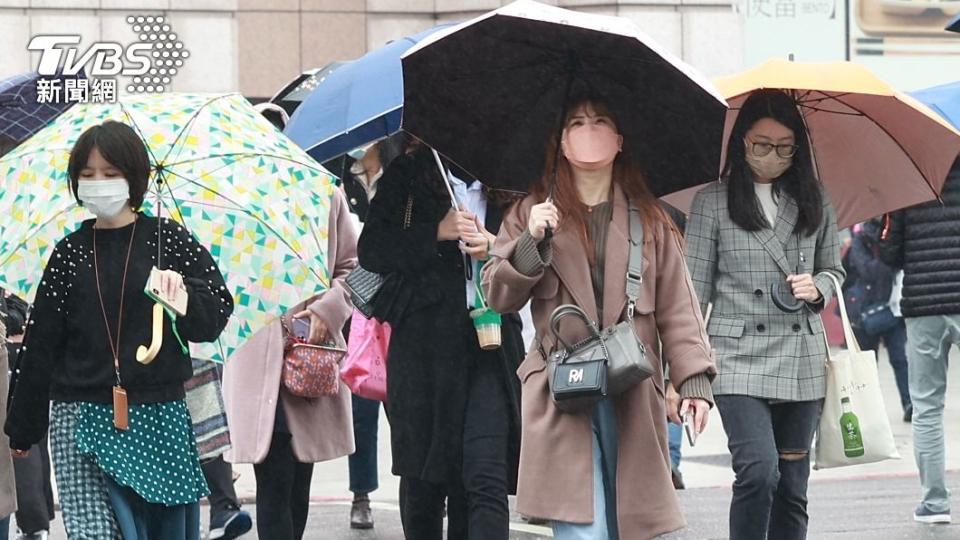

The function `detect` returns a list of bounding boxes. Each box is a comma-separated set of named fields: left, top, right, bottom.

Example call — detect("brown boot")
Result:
left=350, top=493, right=374, bottom=530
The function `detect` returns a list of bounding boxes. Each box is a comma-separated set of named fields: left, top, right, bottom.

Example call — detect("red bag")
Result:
left=281, top=318, right=346, bottom=399
left=340, top=309, right=390, bottom=402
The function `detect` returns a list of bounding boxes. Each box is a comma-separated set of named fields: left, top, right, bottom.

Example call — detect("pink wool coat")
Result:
left=482, top=185, right=716, bottom=539
left=223, top=189, right=358, bottom=464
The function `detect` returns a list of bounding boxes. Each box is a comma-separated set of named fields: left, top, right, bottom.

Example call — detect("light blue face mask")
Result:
left=347, top=146, right=367, bottom=160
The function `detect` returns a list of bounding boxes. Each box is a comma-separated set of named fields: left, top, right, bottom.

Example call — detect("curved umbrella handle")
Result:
left=136, top=302, right=165, bottom=365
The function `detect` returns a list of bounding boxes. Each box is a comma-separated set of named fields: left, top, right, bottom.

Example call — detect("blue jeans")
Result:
left=349, top=396, right=381, bottom=494
left=906, top=314, right=960, bottom=513
left=716, top=395, right=822, bottom=540
left=854, top=319, right=911, bottom=408
left=552, top=400, right=619, bottom=539
left=668, top=422, right=683, bottom=469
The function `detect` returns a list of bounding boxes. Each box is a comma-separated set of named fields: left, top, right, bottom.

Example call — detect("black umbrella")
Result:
left=400, top=0, right=728, bottom=196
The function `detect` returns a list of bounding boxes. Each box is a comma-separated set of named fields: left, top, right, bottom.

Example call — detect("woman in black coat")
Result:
left=358, top=140, right=522, bottom=539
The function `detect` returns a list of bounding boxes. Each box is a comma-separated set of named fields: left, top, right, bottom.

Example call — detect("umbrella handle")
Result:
left=136, top=302, right=165, bottom=365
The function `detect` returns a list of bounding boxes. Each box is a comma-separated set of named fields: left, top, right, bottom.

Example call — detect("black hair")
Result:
left=724, top=89, right=823, bottom=236
left=68, top=121, right=151, bottom=210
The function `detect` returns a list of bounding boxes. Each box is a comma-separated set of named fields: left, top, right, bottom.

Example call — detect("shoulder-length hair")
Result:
left=523, top=93, right=676, bottom=260
left=67, top=120, right=151, bottom=210
left=724, top=89, right=823, bottom=236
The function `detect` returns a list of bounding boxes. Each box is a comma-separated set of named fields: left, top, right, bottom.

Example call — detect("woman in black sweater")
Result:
left=4, top=121, right=233, bottom=539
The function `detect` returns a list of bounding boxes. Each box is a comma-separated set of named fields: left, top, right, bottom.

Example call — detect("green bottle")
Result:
left=840, top=397, right=865, bottom=458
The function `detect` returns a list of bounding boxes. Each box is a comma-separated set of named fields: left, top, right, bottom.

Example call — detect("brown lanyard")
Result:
left=92, top=218, right=138, bottom=388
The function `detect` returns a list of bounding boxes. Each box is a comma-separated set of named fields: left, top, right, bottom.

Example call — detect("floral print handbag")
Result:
left=281, top=317, right=346, bottom=398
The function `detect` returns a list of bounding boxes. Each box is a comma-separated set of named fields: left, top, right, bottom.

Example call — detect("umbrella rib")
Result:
left=117, top=101, right=167, bottom=181
left=794, top=92, right=824, bottom=186
left=162, top=152, right=328, bottom=175
left=158, top=167, right=328, bottom=285
left=828, top=93, right=940, bottom=201
left=157, top=94, right=235, bottom=166
left=797, top=104, right=865, bottom=118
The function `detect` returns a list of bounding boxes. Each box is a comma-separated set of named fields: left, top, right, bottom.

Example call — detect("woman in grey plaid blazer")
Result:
left=685, top=90, right=844, bottom=540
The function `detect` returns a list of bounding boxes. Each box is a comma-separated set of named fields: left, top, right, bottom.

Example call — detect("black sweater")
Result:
left=5, top=215, right=233, bottom=450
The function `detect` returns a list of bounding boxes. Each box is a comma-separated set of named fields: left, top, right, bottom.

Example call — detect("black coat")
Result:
left=879, top=158, right=960, bottom=317
left=357, top=151, right=523, bottom=488
left=341, top=171, right=373, bottom=223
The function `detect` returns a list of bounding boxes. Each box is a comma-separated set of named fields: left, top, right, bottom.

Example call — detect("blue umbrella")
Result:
left=911, top=81, right=960, bottom=130
left=284, top=24, right=452, bottom=163
left=0, top=71, right=83, bottom=142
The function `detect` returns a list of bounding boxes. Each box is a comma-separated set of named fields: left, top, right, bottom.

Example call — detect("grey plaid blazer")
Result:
left=685, top=181, right=844, bottom=401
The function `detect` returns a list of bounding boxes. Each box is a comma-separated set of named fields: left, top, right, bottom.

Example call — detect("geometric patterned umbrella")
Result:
left=0, top=93, right=336, bottom=362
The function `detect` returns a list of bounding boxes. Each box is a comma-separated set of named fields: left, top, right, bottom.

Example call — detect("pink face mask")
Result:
left=562, top=123, right=621, bottom=171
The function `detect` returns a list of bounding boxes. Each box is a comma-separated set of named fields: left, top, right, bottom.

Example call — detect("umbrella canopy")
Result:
left=661, top=60, right=960, bottom=228
left=0, top=93, right=336, bottom=362
left=948, top=13, right=960, bottom=33
left=269, top=62, right=346, bottom=117
left=285, top=25, right=452, bottom=164
left=911, top=80, right=960, bottom=130
left=400, top=0, right=728, bottom=195
left=0, top=71, right=84, bottom=142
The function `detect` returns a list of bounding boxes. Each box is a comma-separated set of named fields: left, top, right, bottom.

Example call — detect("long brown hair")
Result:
left=525, top=98, right=676, bottom=259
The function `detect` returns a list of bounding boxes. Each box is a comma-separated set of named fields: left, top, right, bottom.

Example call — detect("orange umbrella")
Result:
left=662, top=59, right=960, bottom=228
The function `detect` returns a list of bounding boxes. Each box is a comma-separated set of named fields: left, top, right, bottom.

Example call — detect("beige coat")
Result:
left=482, top=185, right=715, bottom=540
left=223, top=189, right=358, bottom=464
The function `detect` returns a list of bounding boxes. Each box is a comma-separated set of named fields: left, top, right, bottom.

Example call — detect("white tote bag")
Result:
left=814, top=272, right=900, bottom=469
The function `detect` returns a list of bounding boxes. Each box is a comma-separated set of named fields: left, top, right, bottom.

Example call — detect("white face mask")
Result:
left=77, top=179, right=131, bottom=219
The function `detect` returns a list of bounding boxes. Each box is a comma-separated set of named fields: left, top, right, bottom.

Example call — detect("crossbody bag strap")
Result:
left=626, top=201, right=644, bottom=320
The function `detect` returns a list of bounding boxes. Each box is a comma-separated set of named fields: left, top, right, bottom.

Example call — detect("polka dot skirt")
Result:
left=74, top=400, right=209, bottom=506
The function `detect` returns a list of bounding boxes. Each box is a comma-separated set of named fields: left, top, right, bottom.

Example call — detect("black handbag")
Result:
left=860, top=302, right=899, bottom=336
left=345, top=267, right=384, bottom=318
left=545, top=203, right=655, bottom=413
left=345, top=190, right=414, bottom=319
left=546, top=305, right=609, bottom=411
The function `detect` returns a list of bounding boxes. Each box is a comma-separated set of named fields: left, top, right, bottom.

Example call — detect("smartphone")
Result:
left=144, top=266, right=188, bottom=316
left=683, top=412, right=698, bottom=447
left=291, top=318, right=311, bottom=341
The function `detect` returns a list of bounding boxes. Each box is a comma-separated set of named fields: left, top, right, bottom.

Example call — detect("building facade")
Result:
left=0, top=0, right=744, bottom=99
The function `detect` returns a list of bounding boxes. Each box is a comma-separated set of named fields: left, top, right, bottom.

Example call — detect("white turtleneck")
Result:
left=754, top=181, right=778, bottom=228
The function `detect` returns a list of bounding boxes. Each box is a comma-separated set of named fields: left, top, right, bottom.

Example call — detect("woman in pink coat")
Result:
left=222, top=185, right=358, bottom=539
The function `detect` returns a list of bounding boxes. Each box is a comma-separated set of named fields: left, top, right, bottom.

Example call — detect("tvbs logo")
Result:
left=28, top=15, right=189, bottom=94
left=29, top=35, right=151, bottom=77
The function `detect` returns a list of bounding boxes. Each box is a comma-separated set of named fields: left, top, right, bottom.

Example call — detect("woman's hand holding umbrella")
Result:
left=528, top=201, right=560, bottom=241
left=458, top=213, right=496, bottom=261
